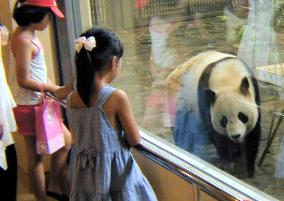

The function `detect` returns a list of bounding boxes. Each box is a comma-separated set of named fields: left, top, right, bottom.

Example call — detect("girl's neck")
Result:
left=18, top=26, right=35, bottom=37
left=93, top=78, right=108, bottom=94
left=94, top=72, right=111, bottom=89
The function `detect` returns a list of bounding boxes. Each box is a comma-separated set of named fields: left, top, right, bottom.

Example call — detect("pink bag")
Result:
left=35, top=95, right=65, bottom=155
left=13, top=105, right=37, bottom=137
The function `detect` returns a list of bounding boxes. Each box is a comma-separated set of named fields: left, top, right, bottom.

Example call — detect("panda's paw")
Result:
left=247, top=171, right=255, bottom=178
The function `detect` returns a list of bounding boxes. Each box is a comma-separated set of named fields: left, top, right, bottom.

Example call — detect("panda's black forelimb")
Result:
left=245, top=114, right=261, bottom=177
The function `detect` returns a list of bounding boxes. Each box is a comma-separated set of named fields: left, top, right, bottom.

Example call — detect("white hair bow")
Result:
left=75, top=36, right=96, bottom=53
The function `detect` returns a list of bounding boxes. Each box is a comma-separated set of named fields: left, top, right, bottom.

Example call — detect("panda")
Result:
left=166, top=51, right=261, bottom=177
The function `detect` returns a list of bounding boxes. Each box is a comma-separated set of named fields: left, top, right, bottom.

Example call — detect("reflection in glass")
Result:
left=88, top=0, right=284, bottom=200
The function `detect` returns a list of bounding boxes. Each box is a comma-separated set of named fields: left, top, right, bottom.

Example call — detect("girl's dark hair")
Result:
left=75, top=27, right=124, bottom=107
left=13, top=0, right=52, bottom=27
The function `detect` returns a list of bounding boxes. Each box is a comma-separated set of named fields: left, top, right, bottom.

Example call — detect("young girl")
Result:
left=10, top=1, right=72, bottom=200
left=0, top=23, right=18, bottom=201
left=66, top=27, right=158, bottom=201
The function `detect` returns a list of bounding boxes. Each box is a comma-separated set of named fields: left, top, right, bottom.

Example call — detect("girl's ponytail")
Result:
left=76, top=50, right=95, bottom=107
left=75, top=28, right=124, bottom=107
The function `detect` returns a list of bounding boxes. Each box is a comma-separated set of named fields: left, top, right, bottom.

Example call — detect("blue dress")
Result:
left=66, top=86, right=157, bottom=201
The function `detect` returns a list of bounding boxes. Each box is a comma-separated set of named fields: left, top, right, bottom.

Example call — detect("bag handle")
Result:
left=39, top=83, right=67, bottom=108
left=46, top=92, right=68, bottom=108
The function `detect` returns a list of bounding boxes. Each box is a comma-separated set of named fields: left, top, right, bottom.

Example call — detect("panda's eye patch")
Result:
left=238, top=112, right=248, bottom=123
left=220, top=116, right=228, bottom=128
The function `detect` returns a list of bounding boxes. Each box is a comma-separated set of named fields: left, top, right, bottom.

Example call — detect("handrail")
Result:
left=137, top=132, right=244, bottom=201
left=46, top=92, right=278, bottom=201
left=135, top=139, right=237, bottom=201
left=136, top=131, right=279, bottom=201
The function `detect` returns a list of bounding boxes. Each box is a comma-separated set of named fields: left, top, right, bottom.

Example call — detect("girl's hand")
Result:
left=53, top=77, right=75, bottom=100
left=54, top=85, right=72, bottom=100
left=0, top=25, right=9, bottom=46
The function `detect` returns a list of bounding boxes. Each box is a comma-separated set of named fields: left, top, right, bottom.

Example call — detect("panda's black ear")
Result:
left=240, top=77, right=249, bottom=95
left=205, top=88, right=216, bottom=104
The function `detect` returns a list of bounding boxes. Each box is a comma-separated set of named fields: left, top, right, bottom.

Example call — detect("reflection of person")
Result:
left=166, top=52, right=222, bottom=163
left=135, top=0, right=150, bottom=8
left=237, top=0, right=278, bottom=68
left=149, top=16, right=175, bottom=73
left=66, top=27, right=157, bottom=201
left=231, top=0, right=249, bottom=17
left=224, top=0, right=249, bottom=47
left=10, top=1, right=72, bottom=200
left=0, top=23, right=18, bottom=201
left=142, top=15, right=179, bottom=132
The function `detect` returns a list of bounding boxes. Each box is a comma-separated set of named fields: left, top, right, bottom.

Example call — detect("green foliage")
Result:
left=235, top=25, right=247, bottom=41
left=274, top=0, right=284, bottom=29
left=216, top=15, right=227, bottom=22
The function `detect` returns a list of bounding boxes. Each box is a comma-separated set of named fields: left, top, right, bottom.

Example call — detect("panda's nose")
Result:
left=231, top=134, right=241, bottom=139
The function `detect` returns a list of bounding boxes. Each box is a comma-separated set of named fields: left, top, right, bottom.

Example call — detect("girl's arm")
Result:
left=14, top=37, right=58, bottom=93
left=116, top=90, right=141, bottom=146
left=53, top=77, right=75, bottom=100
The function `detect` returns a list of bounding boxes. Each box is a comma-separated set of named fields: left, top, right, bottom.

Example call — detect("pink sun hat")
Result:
left=26, top=0, right=64, bottom=18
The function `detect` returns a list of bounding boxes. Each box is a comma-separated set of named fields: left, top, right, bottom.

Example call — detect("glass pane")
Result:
left=89, top=0, right=284, bottom=200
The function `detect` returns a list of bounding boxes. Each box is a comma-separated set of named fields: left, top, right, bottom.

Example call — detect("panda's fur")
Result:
left=167, top=51, right=261, bottom=177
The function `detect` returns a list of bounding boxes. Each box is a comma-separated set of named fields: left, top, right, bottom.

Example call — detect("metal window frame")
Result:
left=53, top=0, right=82, bottom=85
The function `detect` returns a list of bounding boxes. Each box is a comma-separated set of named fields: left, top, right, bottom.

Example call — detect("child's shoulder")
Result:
left=109, top=88, right=129, bottom=103
left=11, top=29, right=33, bottom=49
left=103, top=88, right=130, bottom=111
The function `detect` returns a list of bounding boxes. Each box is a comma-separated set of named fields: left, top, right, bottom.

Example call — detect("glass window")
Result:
left=88, top=0, right=284, bottom=200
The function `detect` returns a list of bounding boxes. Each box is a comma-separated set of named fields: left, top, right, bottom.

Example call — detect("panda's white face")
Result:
left=210, top=92, right=258, bottom=143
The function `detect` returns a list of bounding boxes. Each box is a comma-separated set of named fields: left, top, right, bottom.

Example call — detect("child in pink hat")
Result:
left=10, top=1, right=72, bottom=200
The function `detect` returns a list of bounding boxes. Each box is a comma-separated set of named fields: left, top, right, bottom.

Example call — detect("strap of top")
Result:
left=65, top=91, right=74, bottom=108
left=97, top=85, right=116, bottom=107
